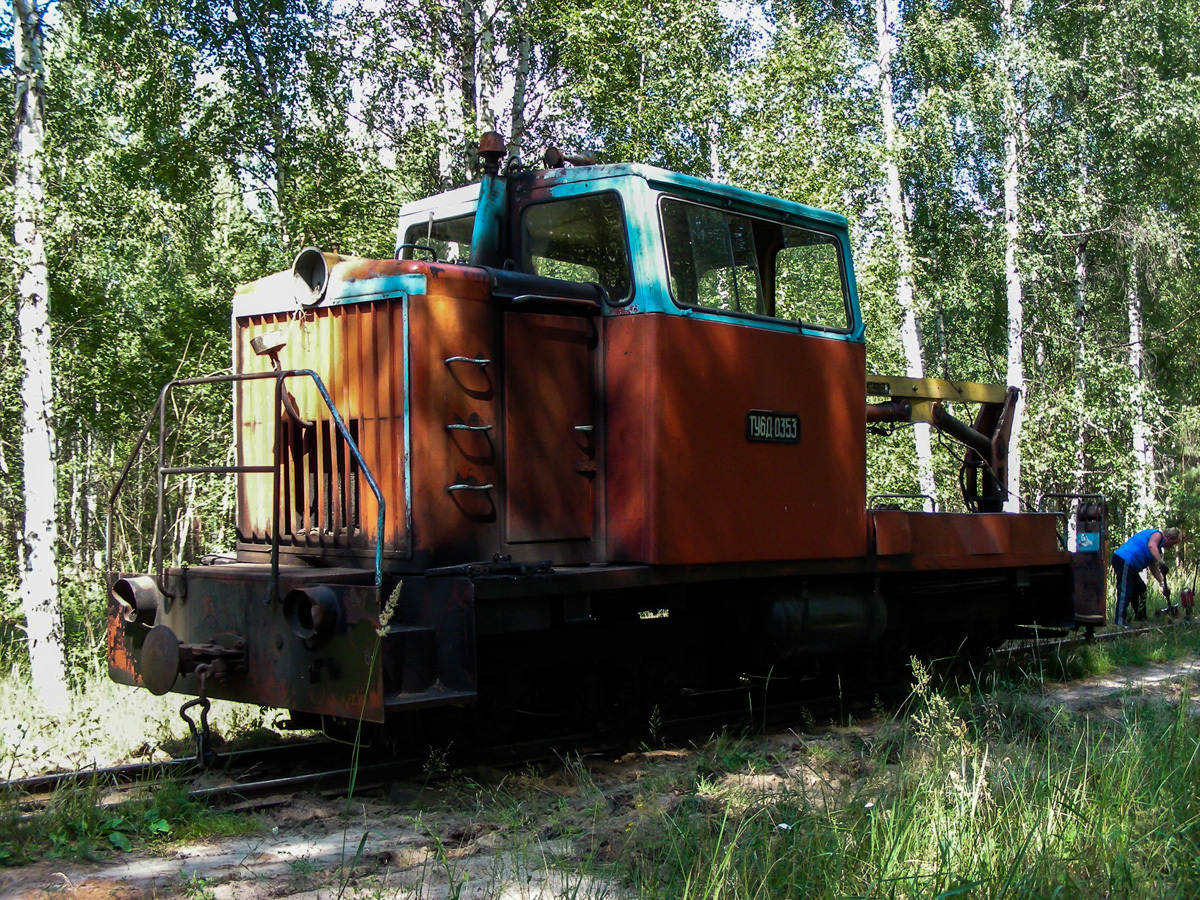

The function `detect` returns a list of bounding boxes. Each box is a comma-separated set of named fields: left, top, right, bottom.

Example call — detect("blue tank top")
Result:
left=1115, top=528, right=1161, bottom=571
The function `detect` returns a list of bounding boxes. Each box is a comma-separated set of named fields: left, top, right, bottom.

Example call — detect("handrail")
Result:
left=106, top=369, right=386, bottom=611
left=1037, top=492, right=1107, bottom=551
left=869, top=493, right=938, bottom=512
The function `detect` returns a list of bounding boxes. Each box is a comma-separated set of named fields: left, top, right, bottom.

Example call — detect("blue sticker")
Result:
left=1077, top=532, right=1100, bottom=552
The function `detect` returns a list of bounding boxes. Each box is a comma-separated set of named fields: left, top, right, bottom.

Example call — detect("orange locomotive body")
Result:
left=107, top=135, right=1104, bottom=738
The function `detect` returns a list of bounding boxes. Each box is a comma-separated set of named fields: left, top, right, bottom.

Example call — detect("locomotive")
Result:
left=106, top=132, right=1107, bottom=742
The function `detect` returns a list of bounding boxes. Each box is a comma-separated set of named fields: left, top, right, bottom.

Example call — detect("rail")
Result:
left=105, top=369, right=386, bottom=609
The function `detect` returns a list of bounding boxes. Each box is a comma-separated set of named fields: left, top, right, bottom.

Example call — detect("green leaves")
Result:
left=107, top=831, right=132, bottom=852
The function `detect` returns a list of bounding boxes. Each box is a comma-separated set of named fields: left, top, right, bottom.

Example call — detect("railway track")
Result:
left=5, top=621, right=1188, bottom=814
left=997, top=620, right=1179, bottom=660
left=1, top=682, right=847, bottom=813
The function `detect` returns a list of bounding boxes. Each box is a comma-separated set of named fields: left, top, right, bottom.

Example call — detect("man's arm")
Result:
left=1148, top=531, right=1167, bottom=587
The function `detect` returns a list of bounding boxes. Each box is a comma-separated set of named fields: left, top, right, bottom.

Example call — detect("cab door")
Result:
left=503, top=311, right=597, bottom=544
left=502, top=187, right=632, bottom=556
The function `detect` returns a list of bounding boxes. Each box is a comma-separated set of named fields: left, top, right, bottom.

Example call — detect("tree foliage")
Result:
left=3, top=0, right=1200, bottom=676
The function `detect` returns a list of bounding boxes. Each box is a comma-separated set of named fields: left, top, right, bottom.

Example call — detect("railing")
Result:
left=1037, top=493, right=1107, bottom=552
left=869, top=493, right=938, bottom=512
left=106, top=369, right=385, bottom=608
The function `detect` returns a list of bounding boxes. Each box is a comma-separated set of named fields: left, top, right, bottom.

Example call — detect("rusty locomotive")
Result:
left=107, top=133, right=1107, bottom=743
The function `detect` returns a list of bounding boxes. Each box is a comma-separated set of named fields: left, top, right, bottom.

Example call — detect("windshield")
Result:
left=520, top=193, right=633, bottom=302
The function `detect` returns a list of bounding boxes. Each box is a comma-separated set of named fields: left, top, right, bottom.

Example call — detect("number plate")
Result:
left=746, top=410, right=800, bottom=444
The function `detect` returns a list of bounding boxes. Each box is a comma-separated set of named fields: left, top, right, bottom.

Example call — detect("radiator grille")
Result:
left=280, top=417, right=363, bottom=542
left=237, top=300, right=409, bottom=555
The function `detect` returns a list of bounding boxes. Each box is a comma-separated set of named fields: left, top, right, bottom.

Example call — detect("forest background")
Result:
left=3, top=0, right=1200, bottom=703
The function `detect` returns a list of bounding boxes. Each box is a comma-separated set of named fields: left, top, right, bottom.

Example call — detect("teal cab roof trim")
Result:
left=393, top=163, right=865, bottom=343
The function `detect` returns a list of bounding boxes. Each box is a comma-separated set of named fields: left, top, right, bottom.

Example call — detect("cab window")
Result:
left=520, top=193, right=633, bottom=301
left=401, top=214, right=474, bottom=263
left=661, top=198, right=849, bottom=330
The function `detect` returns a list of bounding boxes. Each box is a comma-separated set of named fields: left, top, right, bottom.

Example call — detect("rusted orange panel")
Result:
left=411, top=260, right=492, bottom=301
left=604, top=317, right=651, bottom=561
left=504, top=313, right=595, bottom=543
left=1008, top=514, right=1061, bottom=552
left=406, top=287, right=501, bottom=566
left=607, top=314, right=868, bottom=565
left=905, top=513, right=1011, bottom=557
left=872, top=510, right=1067, bottom=569
left=233, top=260, right=495, bottom=564
left=106, top=588, right=140, bottom=688
left=235, top=301, right=408, bottom=556
left=873, top=510, right=913, bottom=556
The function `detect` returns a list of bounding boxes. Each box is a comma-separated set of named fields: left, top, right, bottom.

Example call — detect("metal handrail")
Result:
left=869, top=493, right=938, bottom=512
left=1038, top=492, right=1107, bottom=551
left=106, top=369, right=386, bottom=610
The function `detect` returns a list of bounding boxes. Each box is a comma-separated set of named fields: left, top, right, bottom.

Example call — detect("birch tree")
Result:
left=1125, top=249, right=1156, bottom=521
left=14, top=0, right=68, bottom=710
left=874, top=0, right=935, bottom=502
left=997, top=0, right=1027, bottom=512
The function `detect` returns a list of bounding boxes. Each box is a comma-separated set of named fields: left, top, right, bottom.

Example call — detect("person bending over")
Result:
left=1111, top=526, right=1182, bottom=627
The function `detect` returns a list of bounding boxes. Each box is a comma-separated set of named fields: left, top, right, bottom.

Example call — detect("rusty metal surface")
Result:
left=107, top=574, right=143, bottom=689
left=872, top=510, right=1069, bottom=569
left=236, top=260, right=499, bottom=571
left=107, top=565, right=385, bottom=722
left=406, top=273, right=503, bottom=567
left=238, top=303, right=406, bottom=558
left=504, top=312, right=596, bottom=543
left=140, top=625, right=183, bottom=695
left=604, top=313, right=868, bottom=565
left=957, top=387, right=1019, bottom=512
left=1071, top=501, right=1108, bottom=624
left=865, top=374, right=1010, bottom=405
left=381, top=576, right=477, bottom=709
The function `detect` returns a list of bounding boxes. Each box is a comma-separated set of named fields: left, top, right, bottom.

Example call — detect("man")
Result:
left=1111, top=526, right=1182, bottom=626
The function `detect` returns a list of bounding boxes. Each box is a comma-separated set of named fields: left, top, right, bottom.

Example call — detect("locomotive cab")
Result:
left=106, top=134, right=1096, bottom=740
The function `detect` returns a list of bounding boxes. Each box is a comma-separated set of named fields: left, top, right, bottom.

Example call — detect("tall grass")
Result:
left=620, top=659, right=1200, bottom=899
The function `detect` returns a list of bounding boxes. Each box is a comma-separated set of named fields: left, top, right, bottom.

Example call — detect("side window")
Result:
left=402, top=214, right=475, bottom=262
left=662, top=201, right=762, bottom=315
left=520, top=193, right=633, bottom=301
left=774, top=228, right=847, bottom=329
left=661, top=197, right=849, bottom=330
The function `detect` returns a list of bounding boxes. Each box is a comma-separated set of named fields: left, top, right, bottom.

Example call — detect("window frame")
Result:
left=516, top=190, right=636, bottom=306
left=400, top=212, right=477, bottom=263
left=657, top=195, right=853, bottom=334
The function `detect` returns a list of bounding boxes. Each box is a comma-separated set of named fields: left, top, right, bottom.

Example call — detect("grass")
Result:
left=606, top=639, right=1200, bottom=899
left=3, top=618, right=1200, bottom=895
left=0, top=777, right=255, bottom=864
left=0, top=666, right=289, bottom=780
left=396, top=626, right=1200, bottom=899
left=0, top=648, right=288, bottom=865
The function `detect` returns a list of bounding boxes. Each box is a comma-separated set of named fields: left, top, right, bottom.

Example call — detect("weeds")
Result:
left=0, top=778, right=252, bottom=864
left=616, top=642, right=1200, bottom=899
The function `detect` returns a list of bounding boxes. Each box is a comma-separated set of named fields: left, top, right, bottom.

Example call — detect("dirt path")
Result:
left=7, top=655, right=1200, bottom=900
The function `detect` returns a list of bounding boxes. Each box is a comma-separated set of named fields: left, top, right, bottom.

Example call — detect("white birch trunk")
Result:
left=476, top=0, right=497, bottom=133
left=1000, top=0, right=1026, bottom=514
left=459, top=0, right=478, bottom=180
left=1069, top=236, right=1087, bottom=549
left=176, top=475, right=197, bottom=567
left=14, top=0, right=68, bottom=711
left=875, top=0, right=935, bottom=501
left=434, top=54, right=456, bottom=188
left=708, top=119, right=723, bottom=183
left=86, top=427, right=99, bottom=568
left=509, top=32, right=532, bottom=162
left=1127, top=257, right=1156, bottom=521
